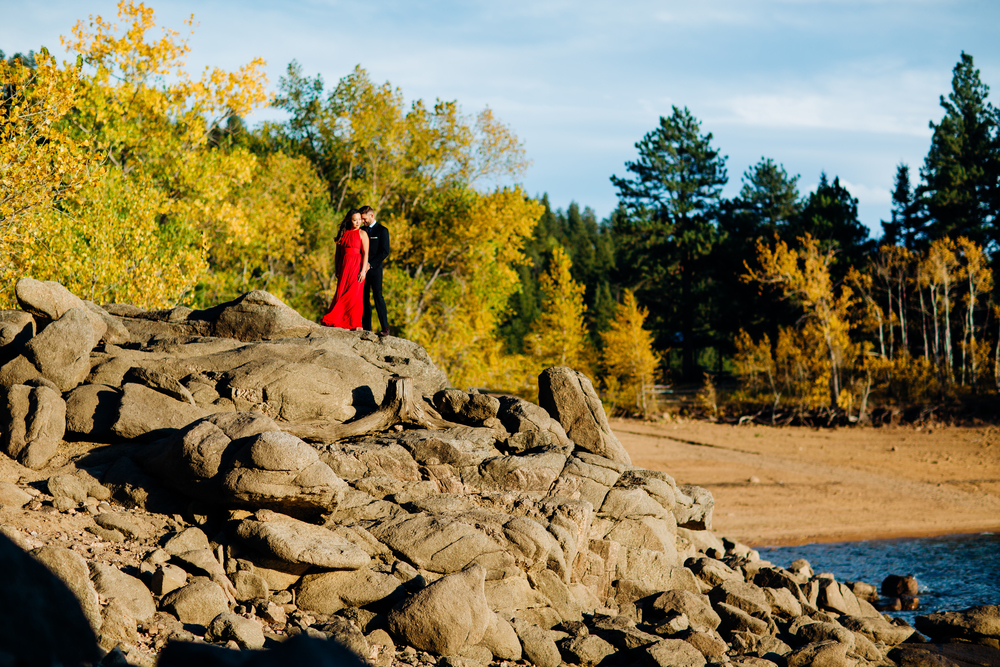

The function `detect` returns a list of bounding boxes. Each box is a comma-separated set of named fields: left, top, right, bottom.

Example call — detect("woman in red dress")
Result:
left=321, top=209, right=369, bottom=329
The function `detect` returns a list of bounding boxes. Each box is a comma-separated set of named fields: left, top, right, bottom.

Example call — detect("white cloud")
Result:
left=839, top=179, right=893, bottom=206
left=717, top=65, right=944, bottom=137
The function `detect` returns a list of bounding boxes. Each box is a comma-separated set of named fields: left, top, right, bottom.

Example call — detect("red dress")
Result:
left=322, top=229, right=365, bottom=328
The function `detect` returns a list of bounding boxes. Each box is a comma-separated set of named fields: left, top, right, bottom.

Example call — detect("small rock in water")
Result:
left=882, top=574, right=919, bottom=597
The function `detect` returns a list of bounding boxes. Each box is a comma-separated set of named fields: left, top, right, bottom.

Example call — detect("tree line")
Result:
left=510, top=51, right=1000, bottom=418
left=3, top=2, right=997, bottom=418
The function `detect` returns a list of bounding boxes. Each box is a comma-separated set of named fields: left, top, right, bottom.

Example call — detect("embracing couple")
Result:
left=320, top=205, right=390, bottom=334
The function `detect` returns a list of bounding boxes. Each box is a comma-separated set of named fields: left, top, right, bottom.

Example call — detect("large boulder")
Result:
left=123, top=366, right=196, bottom=404
left=839, top=615, right=915, bottom=646
left=479, top=613, right=523, bottom=660
left=653, top=589, right=722, bottom=633
left=1, top=383, right=65, bottom=469
left=387, top=564, right=492, bottom=656
left=647, top=638, right=707, bottom=667
left=30, top=546, right=102, bottom=634
left=145, top=413, right=348, bottom=516
left=296, top=568, right=403, bottom=614
left=0, top=310, right=34, bottom=362
left=64, top=384, right=121, bottom=438
left=14, top=278, right=125, bottom=340
left=14, top=278, right=126, bottom=343
left=538, top=366, right=632, bottom=465
left=193, top=290, right=318, bottom=342
left=0, top=482, right=32, bottom=508
left=205, top=612, right=266, bottom=650
left=235, top=510, right=371, bottom=569
left=111, top=383, right=210, bottom=440
left=915, top=605, right=1000, bottom=643
left=0, top=308, right=101, bottom=391
left=512, top=618, right=561, bottom=667
left=116, top=294, right=447, bottom=403
left=370, top=514, right=518, bottom=577
left=395, top=427, right=502, bottom=468
left=160, top=580, right=231, bottom=627
left=90, top=563, right=156, bottom=622
left=15, top=278, right=83, bottom=321
left=497, top=395, right=573, bottom=451
left=0, top=534, right=100, bottom=667
left=674, top=484, right=715, bottom=531
left=433, top=389, right=502, bottom=426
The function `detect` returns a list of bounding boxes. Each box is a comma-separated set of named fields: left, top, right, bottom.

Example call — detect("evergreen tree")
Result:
left=920, top=52, right=999, bottom=248
left=739, top=157, right=801, bottom=230
left=881, top=163, right=924, bottom=248
left=715, top=158, right=802, bottom=350
left=790, top=173, right=873, bottom=278
left=610, top=106, right=728, bottom=380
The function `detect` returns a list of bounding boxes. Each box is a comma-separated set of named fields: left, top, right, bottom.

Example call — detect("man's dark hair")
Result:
left=359, top=205, right=374, bottom=216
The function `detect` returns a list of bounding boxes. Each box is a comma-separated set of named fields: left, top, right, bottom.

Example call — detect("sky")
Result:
left=4, top=0, right=999, bottom=236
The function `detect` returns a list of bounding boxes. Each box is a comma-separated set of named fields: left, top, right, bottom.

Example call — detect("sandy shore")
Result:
left=612, top=418, right=1000, bottom=547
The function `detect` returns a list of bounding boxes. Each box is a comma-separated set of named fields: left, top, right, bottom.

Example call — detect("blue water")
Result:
left=757, top=532, right=1000, bottom=625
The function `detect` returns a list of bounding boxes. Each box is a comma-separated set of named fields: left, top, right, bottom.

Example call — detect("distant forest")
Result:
left=503, top=52, right=1000, bottom=419
left=3, top=2, right=998, bottom=420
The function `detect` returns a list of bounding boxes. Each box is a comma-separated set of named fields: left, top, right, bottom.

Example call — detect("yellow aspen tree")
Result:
left=63, top=0, right=270, bottom=242
left=918, top=238, right=959, bottom=381
left=0, top=49, right=103, bottom=249
left=2, top=1, right=279, bottom=307
left=12, top=170, right=206, bottom=308
left=600, top=290, right=660, bottom=416
left=745, top=234, right=854, bottom=409
left=202, top=152, right=327, bottom=303
left=955, top=237, right=992, bottom=386
left=528, top=245, right=589, bottom=371
left=399, top=188, right=542, bottom=389
left=733, top=330, right=780, bottom=410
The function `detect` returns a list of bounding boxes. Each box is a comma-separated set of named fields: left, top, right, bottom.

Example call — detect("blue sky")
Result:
left=5, top=0, right=999, bottom=235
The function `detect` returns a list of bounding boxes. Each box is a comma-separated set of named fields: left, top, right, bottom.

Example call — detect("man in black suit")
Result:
left=360, top=205, right=390, bottom=334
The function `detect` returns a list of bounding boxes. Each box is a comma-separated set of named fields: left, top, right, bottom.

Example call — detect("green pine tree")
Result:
left=610, top=106, right=728, bottom=381
left=881, top=163, right=923, bottom=248
left=920, top=52, right=999, bottom=248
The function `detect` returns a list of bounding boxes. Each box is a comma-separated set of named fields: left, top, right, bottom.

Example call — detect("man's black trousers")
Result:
left=363, top=266, right=388, bottom=331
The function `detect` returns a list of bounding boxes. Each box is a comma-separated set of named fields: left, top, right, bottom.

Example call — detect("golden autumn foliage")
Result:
left=527, top=246, right=589, bottom=371
left=395, top=188, right=543, bottom=390
left=10, top=171, right=206, bottom=307
left=744, top=234, right=854, bottom=408
left=739, top=233, right=997, bottom=416
left=64, top=0, right=270, bottom=243
left=198, top=151, right=327, bottom=304
left=1, top=49, right=103, bottom=245
left=1, top=1, right=326, bottom=310
left=600, top=290, right=659, bottom=416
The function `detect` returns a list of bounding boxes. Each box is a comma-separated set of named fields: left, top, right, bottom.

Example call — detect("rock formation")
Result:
left=0, top=277, right=995, bottom=667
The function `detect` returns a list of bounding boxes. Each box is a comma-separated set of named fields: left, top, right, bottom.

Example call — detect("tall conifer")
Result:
left=610, top=106, right=727, bottom=380
left=921, top=52, right=999, bottom=248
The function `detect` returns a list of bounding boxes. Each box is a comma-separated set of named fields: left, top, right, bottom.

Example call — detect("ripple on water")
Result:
left=756, top=532, right=1000, bottom=625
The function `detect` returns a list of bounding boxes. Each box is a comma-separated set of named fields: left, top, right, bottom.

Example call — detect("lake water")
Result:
left=756, top=532, right=1000, bottom=625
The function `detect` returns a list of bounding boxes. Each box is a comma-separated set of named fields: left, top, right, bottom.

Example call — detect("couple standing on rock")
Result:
left=321, top=205, right=391, bottom=334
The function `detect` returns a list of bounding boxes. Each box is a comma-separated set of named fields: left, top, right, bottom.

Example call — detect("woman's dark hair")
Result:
left=335, top=209, right=361, bottom=244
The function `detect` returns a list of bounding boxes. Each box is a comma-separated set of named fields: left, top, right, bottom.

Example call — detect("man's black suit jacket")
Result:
left=365, top=223, right=390, bottom=270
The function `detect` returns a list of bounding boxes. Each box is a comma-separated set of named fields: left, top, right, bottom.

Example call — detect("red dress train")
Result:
left=321, top=229, right=365, bottom=328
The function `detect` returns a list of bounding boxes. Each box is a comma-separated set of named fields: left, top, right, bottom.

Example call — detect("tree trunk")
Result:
left=284, top=376, right=459, bottom=443
left=919, top=287, right=930, bottom=362
left=681, top=260, right=696, bottom=381
left=942, top=277, right=953, bottom=383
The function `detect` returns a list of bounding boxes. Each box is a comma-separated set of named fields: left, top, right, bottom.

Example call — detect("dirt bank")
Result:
left=613, top=418, right=1000, bottom=547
